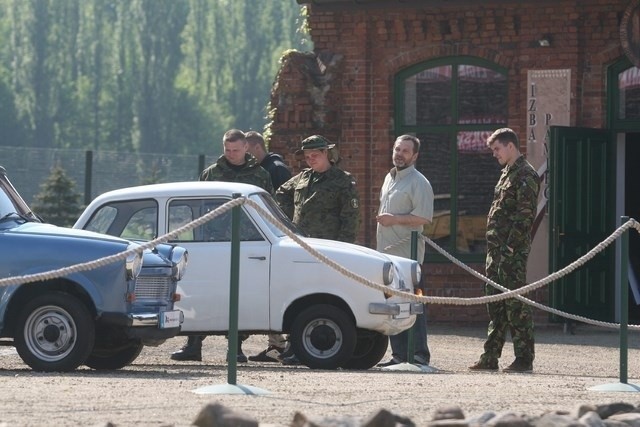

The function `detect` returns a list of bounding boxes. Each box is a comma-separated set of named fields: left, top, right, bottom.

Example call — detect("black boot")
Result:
left=226, top=334, right=248, bottom=363
left=170, top=335, right=205, bottom=361
left=237, top=339, right=247, bottom=363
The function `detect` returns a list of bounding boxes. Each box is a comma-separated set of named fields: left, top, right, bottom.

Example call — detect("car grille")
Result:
left=135, top=276, right=172, bottom=299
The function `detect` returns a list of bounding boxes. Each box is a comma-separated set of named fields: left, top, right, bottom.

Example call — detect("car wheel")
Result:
left=85, top=341, right=144, bottom=370
left=342, top=330, right=388, bottom=370
left=290, top=304, right=356, bottom=370
left=14, top=292, right=95, bottom=372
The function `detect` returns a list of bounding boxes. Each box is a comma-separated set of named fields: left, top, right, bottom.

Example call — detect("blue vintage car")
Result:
left=0, top=166, right=186, bottom=372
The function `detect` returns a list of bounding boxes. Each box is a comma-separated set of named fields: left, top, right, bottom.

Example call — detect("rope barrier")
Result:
left=0, top=198, right=244, bottom=288
left=3, top=195, right=640, bottom=332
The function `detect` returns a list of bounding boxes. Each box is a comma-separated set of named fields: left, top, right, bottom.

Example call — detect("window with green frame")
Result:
left=395, top=56, right=507, bottom=262
left=609, top=57, right=640, bottom=129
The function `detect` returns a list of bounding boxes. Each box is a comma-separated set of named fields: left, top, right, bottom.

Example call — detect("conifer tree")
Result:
left=32, top=166, right=83, bottom=227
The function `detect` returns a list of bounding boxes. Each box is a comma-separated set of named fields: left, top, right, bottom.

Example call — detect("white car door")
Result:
left=168, top=198, right=271, bottom=332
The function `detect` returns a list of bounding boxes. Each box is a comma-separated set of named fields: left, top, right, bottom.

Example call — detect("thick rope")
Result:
left=246, top=201, right=640, bottom=331
left=0, top=198, right=243, bottom=288
left=3, top=196, right=639, bottom=331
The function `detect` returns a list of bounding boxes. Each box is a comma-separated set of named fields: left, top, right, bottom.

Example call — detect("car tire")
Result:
left=14, top=292, right=95, bottom=372
left=290, top=304, right=356, bottom=370
left=85, top=341, right=144, bottom=370
left=342, top=329, right=388, bottom=370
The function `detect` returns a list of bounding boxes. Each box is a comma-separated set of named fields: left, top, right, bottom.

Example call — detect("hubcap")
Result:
left=302, top=319, right=342, bottom=359
left=24, top=306, right=76, bottom=362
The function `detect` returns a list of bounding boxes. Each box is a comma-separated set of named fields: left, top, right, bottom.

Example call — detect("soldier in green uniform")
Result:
left=170, top=129, right=273, bottom=363
left=470, top=128, right=540, bottom=373
left=276, top=135, right=360, bottom=243
left=275, top=135, right=360, bottom=364
left=199, top=129, right=273, bottom=193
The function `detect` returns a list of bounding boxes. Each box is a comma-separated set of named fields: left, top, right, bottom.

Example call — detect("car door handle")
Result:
left=248, top=256, right=266, bottom=260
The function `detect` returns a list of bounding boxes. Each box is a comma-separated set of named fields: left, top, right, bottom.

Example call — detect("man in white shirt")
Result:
left=376, top=134, right=433, bottom=366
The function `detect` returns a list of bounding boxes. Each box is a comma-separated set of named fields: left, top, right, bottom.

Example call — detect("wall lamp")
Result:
left=537, top=34, right=552, bottom=47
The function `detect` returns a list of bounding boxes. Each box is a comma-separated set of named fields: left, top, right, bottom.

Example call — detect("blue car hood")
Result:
left=7, top=222, right=130, bottom=245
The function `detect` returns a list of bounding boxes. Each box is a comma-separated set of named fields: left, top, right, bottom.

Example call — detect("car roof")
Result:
left=92, top=181, right=268, bottom=202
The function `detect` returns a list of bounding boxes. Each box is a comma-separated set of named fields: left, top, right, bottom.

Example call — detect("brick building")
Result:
left=266, top=0, right=640, bottom=324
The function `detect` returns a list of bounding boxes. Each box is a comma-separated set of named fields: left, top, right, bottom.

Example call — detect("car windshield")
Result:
left=0, top=169, right=38, bottom=225
left=250, top=192, right=306, bottom=238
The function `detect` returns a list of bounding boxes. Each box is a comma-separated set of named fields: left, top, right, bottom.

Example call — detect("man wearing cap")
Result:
left=276, top=135, right=360, bottom=243
left=275, top=135, right=361, bottom=364
left=170, top=128, right=273, bottom=363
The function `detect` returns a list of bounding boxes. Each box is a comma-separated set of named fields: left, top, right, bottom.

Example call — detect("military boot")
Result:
left=170, top=335, right=205, bottom=361
left=227, top=337, right=248, bottom=363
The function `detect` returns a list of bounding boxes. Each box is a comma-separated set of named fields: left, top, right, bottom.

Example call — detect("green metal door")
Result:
left=549, top=126, right=615, bottom=321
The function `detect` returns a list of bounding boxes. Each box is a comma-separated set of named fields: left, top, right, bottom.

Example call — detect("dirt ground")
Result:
left=1, top=323, right=640, bottom=427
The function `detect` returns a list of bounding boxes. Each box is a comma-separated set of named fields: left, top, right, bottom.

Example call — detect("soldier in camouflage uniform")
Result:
left=199, top=129, right=273, bottom=193
left=276, top=135, right=360, bottom=243
left=275, top=135, right=360, bottom=365
left=470, top=128, right=540, bottom=373
left=171, top=129, right=273, bottom=363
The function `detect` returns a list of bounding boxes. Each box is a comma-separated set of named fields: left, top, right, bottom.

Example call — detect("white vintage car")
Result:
left=74, top=182, right=423, bottom=370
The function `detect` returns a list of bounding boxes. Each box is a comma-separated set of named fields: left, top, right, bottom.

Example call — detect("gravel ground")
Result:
left=1, top=323, right=640, bottom=426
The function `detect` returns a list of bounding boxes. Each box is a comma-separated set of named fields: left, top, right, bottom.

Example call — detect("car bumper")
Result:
left=99, top=310, right=184, bottom=344
left=99, top=310, right=184, bottom=328
left=369, top=302, right=423, bottom=316
left=368, top=302, right=424, bottom=335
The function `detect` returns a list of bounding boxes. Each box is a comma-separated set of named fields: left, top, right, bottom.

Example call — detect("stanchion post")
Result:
left=620, top=216, right=630, bottom=384
left=406, top=231, right=418, bottom=363
left=191, top=196, right=270, bottom=396
left=227, top=194, right=242, bottom=385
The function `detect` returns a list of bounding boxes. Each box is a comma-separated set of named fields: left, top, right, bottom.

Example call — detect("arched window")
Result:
left=395, top=56, right=508, bottom=261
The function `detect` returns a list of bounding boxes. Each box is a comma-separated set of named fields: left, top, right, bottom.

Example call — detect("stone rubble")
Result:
left=191, top=402, right=640, bottom=427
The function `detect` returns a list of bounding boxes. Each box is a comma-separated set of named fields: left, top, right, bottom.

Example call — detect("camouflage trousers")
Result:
left=479, top=248, right=535, bottom=364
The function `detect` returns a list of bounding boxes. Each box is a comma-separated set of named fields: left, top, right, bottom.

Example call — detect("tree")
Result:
left=0, top=0, right=311, bottom=155
left=31, top=166, right=83, bottom=227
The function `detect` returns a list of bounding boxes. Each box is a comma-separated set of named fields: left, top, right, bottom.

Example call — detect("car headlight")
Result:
left=170, top=246, right=188, bottom=281
left=125, top=244, right=143, bottom=280
left=411, top=262, right=421, bottom=287
left=382, top=261, right=394, bottom=286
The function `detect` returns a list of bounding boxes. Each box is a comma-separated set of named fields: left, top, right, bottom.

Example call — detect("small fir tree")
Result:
left=32, top=166, right=83, bottom=227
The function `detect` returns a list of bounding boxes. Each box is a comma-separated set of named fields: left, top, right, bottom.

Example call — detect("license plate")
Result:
left=160, top=310, right=182, bottom=329
left=395, top=303, right=411, bottom=319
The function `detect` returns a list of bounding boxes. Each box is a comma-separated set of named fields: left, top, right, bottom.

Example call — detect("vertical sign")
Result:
left=526, top=69, right=571, bottom=283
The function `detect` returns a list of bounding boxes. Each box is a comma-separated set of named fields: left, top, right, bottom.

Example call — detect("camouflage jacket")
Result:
left=199, top=153, right=273, bottom=193
left=486, top=155, right=539, bottom=254
left=275, top=165, right=360, bottom=243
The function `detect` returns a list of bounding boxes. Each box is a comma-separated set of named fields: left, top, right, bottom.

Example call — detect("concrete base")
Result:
left=192, top=383, right=271, bottom=395
left=589, top=382, right=640, bottom=392
left=380, top=362, right=439, bottom=373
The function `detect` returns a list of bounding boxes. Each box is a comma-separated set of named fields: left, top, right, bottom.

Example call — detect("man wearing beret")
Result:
left=275, top=135, right=361, bottom=364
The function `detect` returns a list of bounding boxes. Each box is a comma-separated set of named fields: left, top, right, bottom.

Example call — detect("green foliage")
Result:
left=0, top=0, right=310, bottom=155
left=31, top=166, right=83, bottom=227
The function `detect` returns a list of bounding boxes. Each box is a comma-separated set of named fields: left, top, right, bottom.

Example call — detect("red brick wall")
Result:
left=267, top=0, right=629, bottom=324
